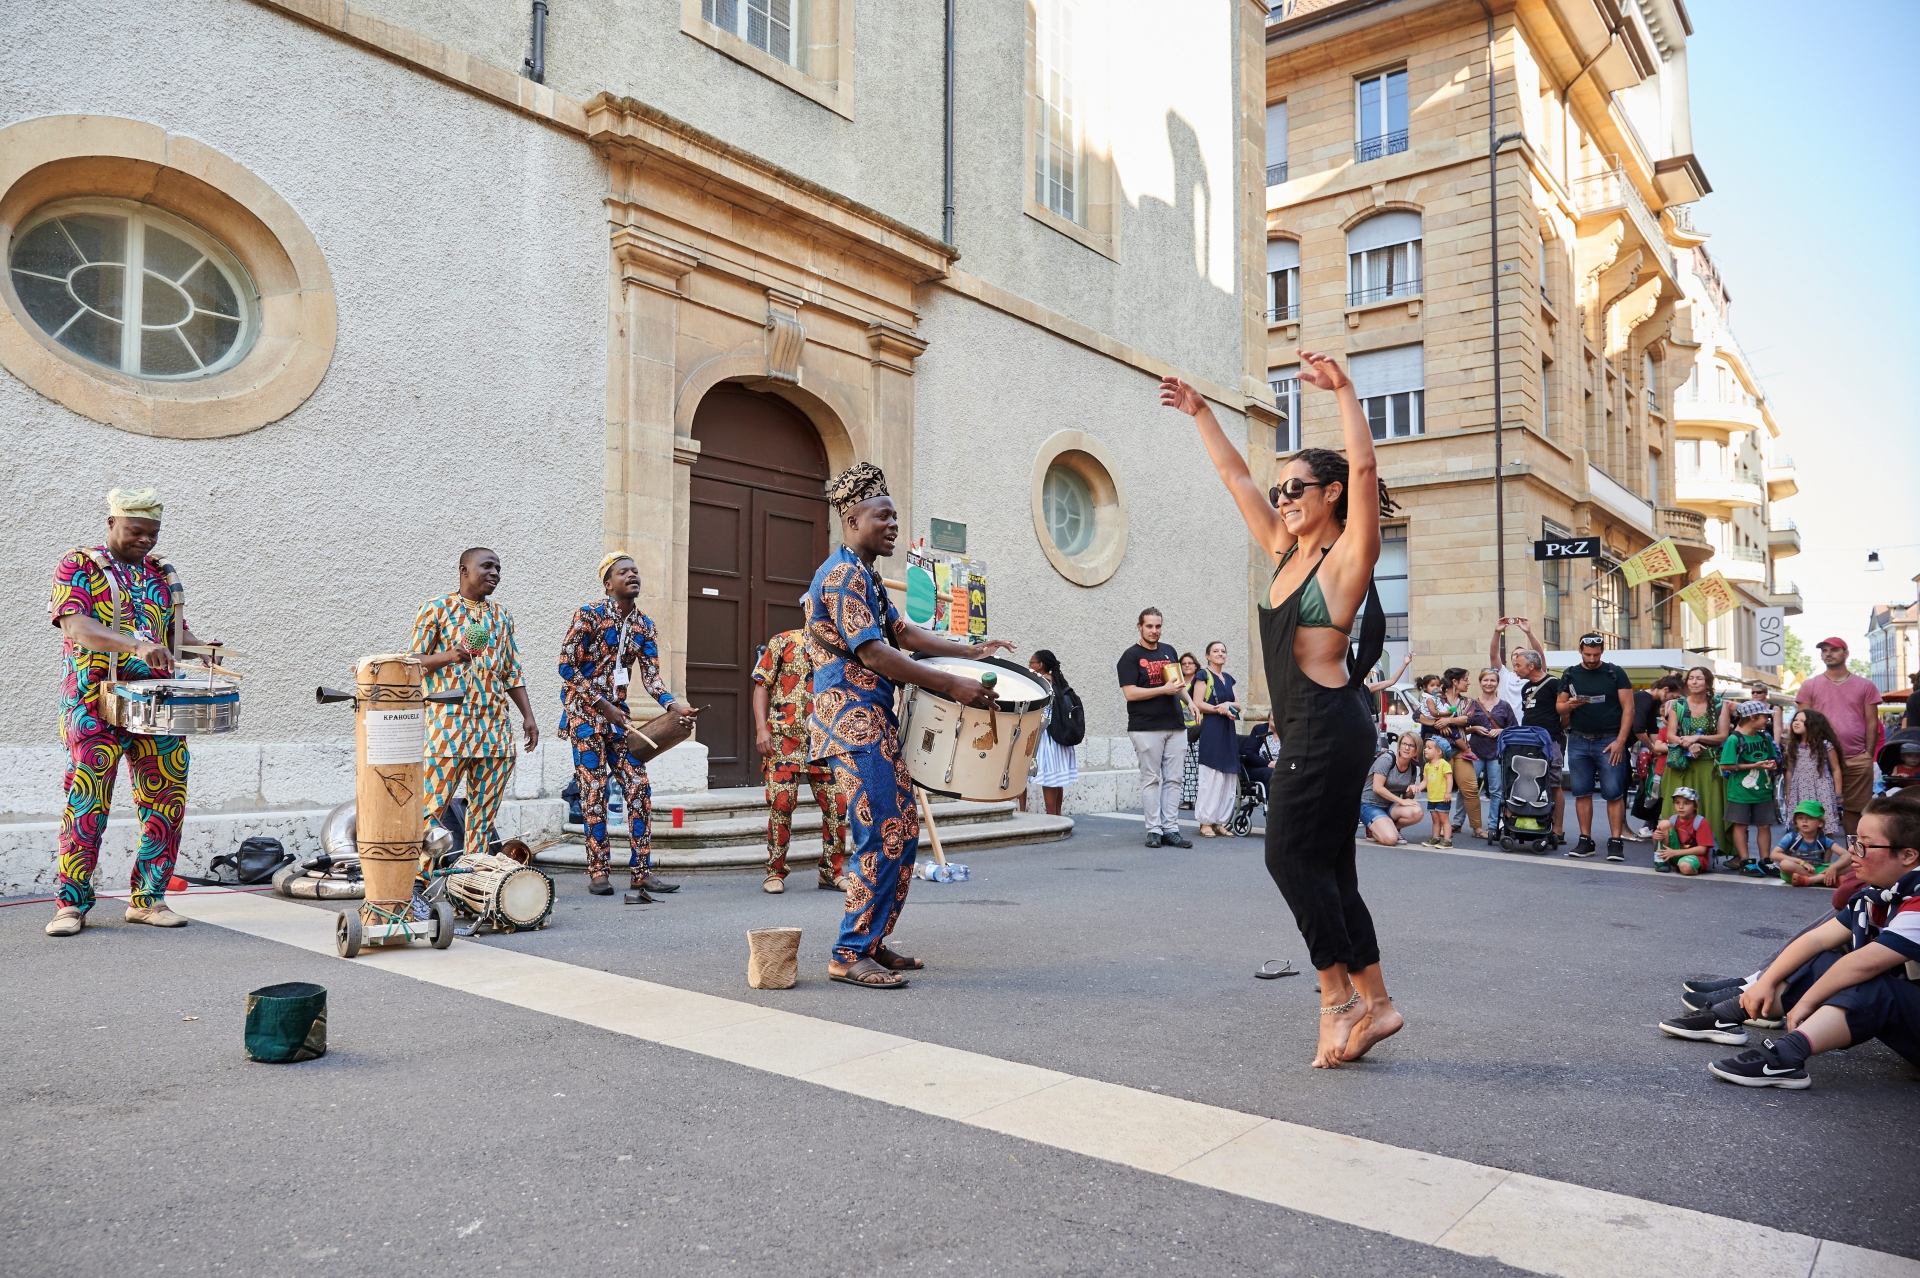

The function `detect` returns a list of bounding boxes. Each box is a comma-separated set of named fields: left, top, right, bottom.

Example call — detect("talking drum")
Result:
left=445, top=851, right=554, bottom=933
left=103, top=675, right=242, bottom=735
left=900, top=654, right=1050, bottom=802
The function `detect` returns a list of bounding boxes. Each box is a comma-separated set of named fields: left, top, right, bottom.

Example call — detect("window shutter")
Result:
left=1346, top=210, right=1423, bottom=254
left=1266, top=239, right=1299, bottom=272
left=1266, top=103, right=1288, bottom=167
left=1349, top=344, right=1424, bottom=398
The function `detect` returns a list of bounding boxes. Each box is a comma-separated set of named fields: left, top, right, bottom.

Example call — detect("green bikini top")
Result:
left=1267, top=545, right=1334, bottom=628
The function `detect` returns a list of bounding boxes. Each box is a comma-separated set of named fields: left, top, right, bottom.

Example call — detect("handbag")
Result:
left=195, top=836, right=295, bottom=886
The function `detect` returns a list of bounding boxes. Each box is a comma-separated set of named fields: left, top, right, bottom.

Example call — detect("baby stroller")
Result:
left=1495, top=726, right=1557, bottom=854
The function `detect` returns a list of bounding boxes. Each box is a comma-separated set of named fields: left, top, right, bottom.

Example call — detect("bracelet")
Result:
left=1319, top=988, right=1362, bottom=1016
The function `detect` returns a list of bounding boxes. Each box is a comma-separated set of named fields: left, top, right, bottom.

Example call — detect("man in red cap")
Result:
left=1794, top=636, right=1885, bottom=836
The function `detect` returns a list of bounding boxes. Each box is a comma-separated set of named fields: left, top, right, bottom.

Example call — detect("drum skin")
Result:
left=901, top=654, right=1050, bottom=803
left=446, top=852, right=554, bottom=932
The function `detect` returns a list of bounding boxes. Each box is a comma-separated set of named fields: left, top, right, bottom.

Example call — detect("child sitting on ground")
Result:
left=1422, top=737, right=1455, bottom=848
left=1774, top=799, right=1843, bottom=887
left=1653, top=786, right=1714, bottom=876
left=1721, top=700, right=1780, bottom=877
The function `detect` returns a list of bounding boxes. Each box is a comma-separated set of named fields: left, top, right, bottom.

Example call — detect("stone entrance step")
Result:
left=538, top=785, right=1073, bottom=871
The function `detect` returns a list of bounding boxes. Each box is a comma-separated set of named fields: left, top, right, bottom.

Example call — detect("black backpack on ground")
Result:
left=1047, top=683, right=1086, bottom=747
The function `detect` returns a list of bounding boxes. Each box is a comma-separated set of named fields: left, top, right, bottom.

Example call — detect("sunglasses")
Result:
left=1268, top=478, right=1327, bottom=505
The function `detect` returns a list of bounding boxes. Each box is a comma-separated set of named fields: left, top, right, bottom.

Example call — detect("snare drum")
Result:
left=444, top=852, right=555, bottom=933
left=102, top=676, right=242, bottom=735
left=900, top=655, right=1050, bottom=802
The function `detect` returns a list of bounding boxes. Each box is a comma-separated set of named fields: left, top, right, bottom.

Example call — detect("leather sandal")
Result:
left=588, top=873, right=614, bottom=896
left=830, top=957, right=908, bottom=989
left=874, top=946, right=923, bottom=971
left=623, top=884, right=656, bottom=904
left=639, top=872, right=680, bottom=893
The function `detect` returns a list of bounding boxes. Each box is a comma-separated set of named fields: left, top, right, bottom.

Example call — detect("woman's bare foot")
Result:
left=1313, top=990, right=1368, bottom=1068
left=1341, top=996, right=1404, bottom=1061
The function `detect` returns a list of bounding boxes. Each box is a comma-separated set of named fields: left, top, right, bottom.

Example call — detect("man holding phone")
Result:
left=558, top=553, right=694, bottom=902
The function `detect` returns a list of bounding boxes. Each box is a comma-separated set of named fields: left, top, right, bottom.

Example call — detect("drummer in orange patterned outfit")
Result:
left=752, top=591, right=848, bottom=895
left=810, top=462, right=1014, bottom=990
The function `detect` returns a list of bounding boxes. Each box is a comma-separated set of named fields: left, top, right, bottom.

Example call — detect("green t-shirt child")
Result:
left=1719, top=729, right=1778, bottom=804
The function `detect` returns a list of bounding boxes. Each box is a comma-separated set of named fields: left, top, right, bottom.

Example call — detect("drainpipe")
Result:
left=524, top=0, right=548, bottom=83
left=1477, top=0, right=1524, bottom=622
left=942, top=0, right=956, bottom=245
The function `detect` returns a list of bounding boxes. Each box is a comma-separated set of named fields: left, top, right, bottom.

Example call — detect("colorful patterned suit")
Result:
left=753, top=629, right=846, bottom=882
left=807, top=546, right=920, bottom=964
left=559, top=599, right=676, bottom=879
left=48, top=548, right=189, bottom=911
left=413, top=593, right=524, bottom=859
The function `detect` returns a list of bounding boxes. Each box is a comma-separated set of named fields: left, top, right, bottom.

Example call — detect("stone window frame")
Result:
left=1023, top=0, right=1119, bottom=261
left=1031, top=429, right=1127, bottom=587
left=0, top=115, right=334, bottom=439
left=681, top=0, right=856, bottom=119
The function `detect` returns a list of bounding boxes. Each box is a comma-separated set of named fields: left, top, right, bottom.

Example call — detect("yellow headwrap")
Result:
left=107, top=487, right=163, bottom=521
left=599, top=551, right=635, bottom=584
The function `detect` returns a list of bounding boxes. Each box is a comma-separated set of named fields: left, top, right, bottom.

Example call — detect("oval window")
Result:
left=1043, top=463, right=1095, bottom=556
left=9, top=199, right=257, bottom=380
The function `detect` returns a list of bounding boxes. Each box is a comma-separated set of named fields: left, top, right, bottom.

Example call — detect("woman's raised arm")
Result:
left=1301, top=351, right=1382, bottom=585
left=1159, top=375, right=1291, bottom=558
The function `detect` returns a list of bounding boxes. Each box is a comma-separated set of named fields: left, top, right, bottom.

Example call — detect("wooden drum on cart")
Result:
left=899, top=654, right=1050, bottom=803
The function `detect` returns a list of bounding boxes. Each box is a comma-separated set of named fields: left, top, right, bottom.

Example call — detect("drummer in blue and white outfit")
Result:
left=808, top=462, right=1016, bottom=989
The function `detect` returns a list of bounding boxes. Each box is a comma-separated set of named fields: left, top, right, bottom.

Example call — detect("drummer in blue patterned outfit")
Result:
left=810, top=462, right=1015, bottom=989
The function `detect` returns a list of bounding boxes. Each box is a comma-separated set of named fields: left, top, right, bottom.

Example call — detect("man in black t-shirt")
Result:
left=1556, top=633, right=1635, bottom=861
left=1513, top=646, right=1567, bottom=848
left=1117, top=607, right=1193, bottom=849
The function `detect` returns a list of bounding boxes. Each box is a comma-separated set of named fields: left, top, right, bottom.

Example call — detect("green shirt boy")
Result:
left=1720, top=728, right=1778, bottom=804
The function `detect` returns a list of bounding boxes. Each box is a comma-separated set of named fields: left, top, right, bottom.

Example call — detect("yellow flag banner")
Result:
left=1619, top=537, right=1687, bottom=588
left=1677, top=571, right=1739, bottom=624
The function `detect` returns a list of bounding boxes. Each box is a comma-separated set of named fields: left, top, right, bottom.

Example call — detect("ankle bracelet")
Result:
left=1319, top=989, right=1362, bottom=1016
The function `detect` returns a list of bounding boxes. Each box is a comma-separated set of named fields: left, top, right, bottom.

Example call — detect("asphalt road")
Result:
left=4, top=809, right=1914, bottom=1276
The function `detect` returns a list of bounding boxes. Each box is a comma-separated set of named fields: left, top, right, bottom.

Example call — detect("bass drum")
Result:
left=899, top=654, right=1050, bottom=803
left=444, top=852, right=555, bottom=933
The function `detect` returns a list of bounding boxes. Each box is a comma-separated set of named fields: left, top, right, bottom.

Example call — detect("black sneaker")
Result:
left=1658, top=1009, right=1748, bottom=1046
left=1709, top=1041, right=1810, bottom=1089
left=1145, top=832, right=1163, bottom=849
left=1605, top=838, right=1625, bottom=862
left=1683, top=975, right=1746, bottom=996
left=1567, top=836, right=1597, bottom=859
left=1163, top=833, right=1194, bottom=849
left=1681, top=987, right=1738, bottom=1013
left=1740, top=860, right=1769, bottom=878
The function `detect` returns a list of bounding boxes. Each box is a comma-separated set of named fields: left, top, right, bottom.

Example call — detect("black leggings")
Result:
left=1265, top=682, right=1380, bottom=973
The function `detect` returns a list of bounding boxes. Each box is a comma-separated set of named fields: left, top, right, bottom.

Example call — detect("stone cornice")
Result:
left=585, top=94, right=957, bottom=287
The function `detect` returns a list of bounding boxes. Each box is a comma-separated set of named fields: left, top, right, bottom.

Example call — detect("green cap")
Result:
left=1792, top=799, right=1826, bottom=821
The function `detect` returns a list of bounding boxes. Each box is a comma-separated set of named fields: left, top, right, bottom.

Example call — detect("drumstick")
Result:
left=915, top=788, right=948, bottom=867
left=181, top=643, right=247, bottom=658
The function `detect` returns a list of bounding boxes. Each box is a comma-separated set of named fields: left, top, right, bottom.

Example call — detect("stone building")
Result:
left=1868, top=600, right=1917, bottom=698
left=0, top=0, right=1279, bottom=888
left=1260, top=0, right=1756, bottom=690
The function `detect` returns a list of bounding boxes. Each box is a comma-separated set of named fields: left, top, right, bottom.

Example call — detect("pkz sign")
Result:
left=1533, top=537, right=1600, bottom=561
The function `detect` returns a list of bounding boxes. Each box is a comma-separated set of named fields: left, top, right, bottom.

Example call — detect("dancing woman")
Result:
left=1161, top=352, right=1402, bottom=1067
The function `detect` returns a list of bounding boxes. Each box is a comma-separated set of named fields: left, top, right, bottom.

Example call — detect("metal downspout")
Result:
left=525, top=0, right=548, bottom=83
left=942, top=0, right=956, bottom=245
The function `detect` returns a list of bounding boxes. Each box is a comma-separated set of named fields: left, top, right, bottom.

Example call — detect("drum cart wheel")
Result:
left=430, top=898, right=456, bottom=949
left=336, top=909, right=363, bottom=958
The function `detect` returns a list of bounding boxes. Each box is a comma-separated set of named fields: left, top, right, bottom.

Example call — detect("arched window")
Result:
left=1346, top=211, right=1421, bottom=306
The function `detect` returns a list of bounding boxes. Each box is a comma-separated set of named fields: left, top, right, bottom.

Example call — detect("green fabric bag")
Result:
left=244, top=982, right=328, bottom=1063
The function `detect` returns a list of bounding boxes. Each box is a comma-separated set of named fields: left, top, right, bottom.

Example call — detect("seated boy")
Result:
left=1774, top=799, right=1842, bottom=887
left=1421, top=737, right=1455, bottom=848
left=1692, top=791, right=1920, bottom=1088
left=1652, top=786, right=1714, bottom=876
left=1720, top=699, right=1780, bottom=877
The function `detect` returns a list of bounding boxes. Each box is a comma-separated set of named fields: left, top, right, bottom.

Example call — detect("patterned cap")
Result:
left=1735, top=699, right=1771, bottom=719
left=825, top=462, right=888, bottom=514
left=107, top=487, right=162, bottom=521
left=599, top=551, right=635, bottom=583
left=1673, top=786, right=1699, bottom=802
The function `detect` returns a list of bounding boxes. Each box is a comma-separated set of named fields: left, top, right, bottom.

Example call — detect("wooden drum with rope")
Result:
left=354, top=654, right=426, bottom=936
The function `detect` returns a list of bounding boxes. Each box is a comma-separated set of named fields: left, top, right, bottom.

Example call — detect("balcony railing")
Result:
left=1266, top=303, right=1300, bottom=323
left=1570, top=165, right=1675, bottom=282
left=1727, top=546, right=1766, bottom=563
left=1355, top=130, right=1408, bottom=163
left=1266, top=161, right=1288, bottom=186
left=1657, top=506, right=1709, bottom=546
left=1346, top=278, right=1421, bottom=308
left=1645, top=388, right=1660, bottom=414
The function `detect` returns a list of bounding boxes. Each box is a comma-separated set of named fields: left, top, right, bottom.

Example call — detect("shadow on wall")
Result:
left=1123, top=109, right=1230, bottom=328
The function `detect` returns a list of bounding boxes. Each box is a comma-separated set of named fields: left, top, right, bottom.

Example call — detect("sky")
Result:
left=1685, top=1, right=1920, bottom=666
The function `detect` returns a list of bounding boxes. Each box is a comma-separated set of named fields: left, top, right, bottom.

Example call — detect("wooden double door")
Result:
left=686, top=386, right=832, bottom=788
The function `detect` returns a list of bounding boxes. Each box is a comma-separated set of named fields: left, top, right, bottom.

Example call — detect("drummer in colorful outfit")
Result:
left=809, top=463, right=1013, bottom=989
left=753, top=591, right=848, bottom=894
left=412, top=548, right=540, bottom=862
left=44, top=488, right=216, bottom=937
left=557, top=553, right=693, bottom=902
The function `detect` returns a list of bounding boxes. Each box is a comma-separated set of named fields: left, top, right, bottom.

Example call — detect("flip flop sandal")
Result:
left=875, top=947, right=923, bottom=971
left=623, top=886, right=655, bottom=905
left=1255, top=959, right=1297, bottom=980
left=830, top=957, right=909, bottom=989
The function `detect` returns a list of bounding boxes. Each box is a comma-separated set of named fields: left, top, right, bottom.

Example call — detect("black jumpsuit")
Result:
left=1261, top=546, right=1387, bottom=973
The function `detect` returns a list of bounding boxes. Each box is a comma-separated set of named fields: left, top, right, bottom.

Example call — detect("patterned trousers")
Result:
left=424, top=755, right=515, bottom=860
left=58, top=728, right=189, bottom=911
left=572, top=733, right=652, bottom=878
left=827, top=740, right=920, bottom=964
left=765, top=762, right=847, bottom=880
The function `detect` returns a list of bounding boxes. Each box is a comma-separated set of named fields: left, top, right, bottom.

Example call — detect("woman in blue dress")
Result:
left=1190, top=641, right=1242, bottom=836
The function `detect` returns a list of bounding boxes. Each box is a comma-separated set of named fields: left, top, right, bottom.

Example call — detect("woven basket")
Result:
left=746, top=927, right=802, bottom=990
